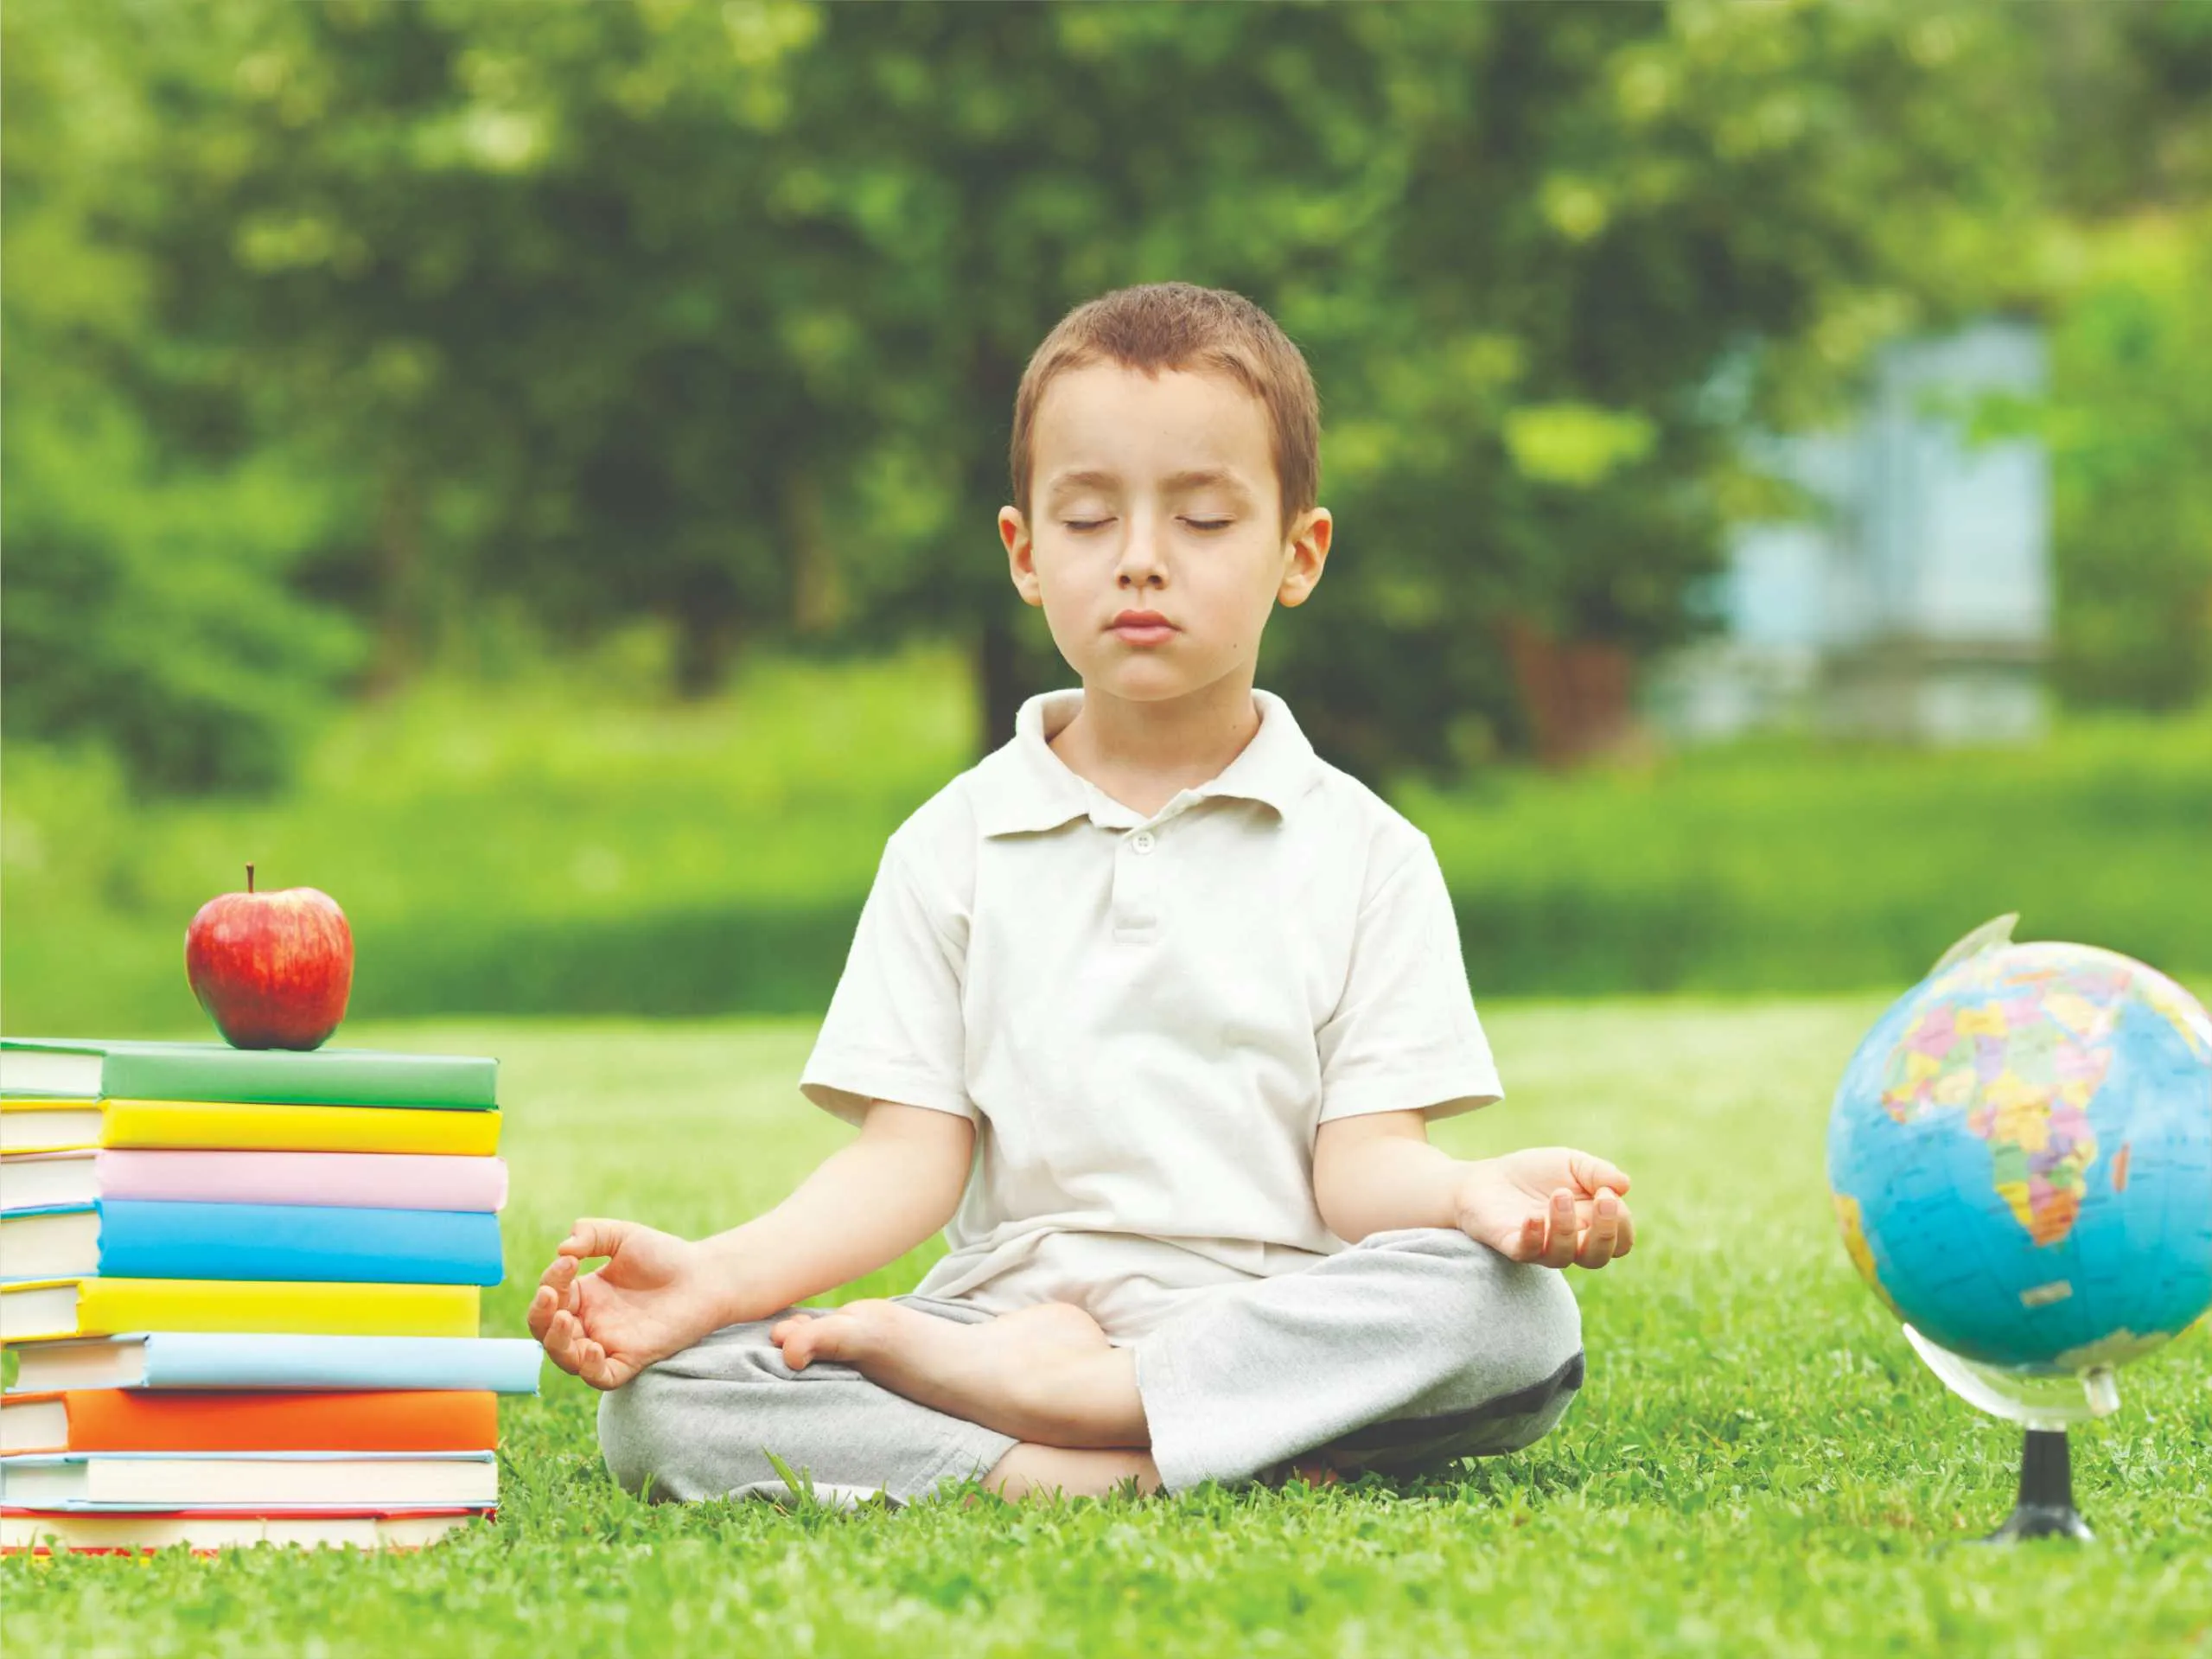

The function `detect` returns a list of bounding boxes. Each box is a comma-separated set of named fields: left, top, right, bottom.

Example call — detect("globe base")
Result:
left=1979, top=1429, right=2094, bottom=1545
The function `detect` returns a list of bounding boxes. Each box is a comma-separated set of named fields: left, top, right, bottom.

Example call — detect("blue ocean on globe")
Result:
left=1827, top=938, right=2212, bottom=1374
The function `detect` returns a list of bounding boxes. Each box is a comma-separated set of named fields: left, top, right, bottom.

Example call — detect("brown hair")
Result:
left=1009, top=282, right=1320, bottom=535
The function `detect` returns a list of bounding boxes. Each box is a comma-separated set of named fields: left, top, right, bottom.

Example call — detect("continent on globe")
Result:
left=1877, top=961, right=2126, bottom=1247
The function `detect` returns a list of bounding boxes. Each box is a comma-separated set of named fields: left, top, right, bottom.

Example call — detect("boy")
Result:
left=530, top=282, right=1635, bottom=1505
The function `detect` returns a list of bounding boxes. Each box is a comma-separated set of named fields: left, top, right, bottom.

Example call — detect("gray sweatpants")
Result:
left=598, top=1227, right=1584, bottom=1506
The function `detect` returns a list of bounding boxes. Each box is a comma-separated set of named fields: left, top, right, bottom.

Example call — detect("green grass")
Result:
left=7, top=644, right=2210, bottom=1035
left=5, top=1000, right=2209, bottom=1656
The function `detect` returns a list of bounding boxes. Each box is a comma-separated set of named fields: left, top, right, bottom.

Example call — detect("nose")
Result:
left=1115, top=514, right=1167, bottom=590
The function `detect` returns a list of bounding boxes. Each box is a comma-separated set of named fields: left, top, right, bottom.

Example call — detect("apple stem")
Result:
left=246, top=862, right=255, bottom=895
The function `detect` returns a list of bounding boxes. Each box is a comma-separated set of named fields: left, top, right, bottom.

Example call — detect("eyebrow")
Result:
left=1045, top=468, right=1255, bottom=499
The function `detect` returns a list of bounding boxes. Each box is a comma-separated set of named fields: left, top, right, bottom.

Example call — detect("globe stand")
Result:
left=1901, top=1330, right=2115, bottom=1547
left=1983, top=1429, right=2093, bottom=1544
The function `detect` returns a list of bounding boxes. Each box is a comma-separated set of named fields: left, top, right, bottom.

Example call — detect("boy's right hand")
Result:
left=527, top=1218, right=722, bottom=1391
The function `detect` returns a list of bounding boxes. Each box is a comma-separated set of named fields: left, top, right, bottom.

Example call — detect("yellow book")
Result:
left=0, top=1279, right=481, bottom=1343
left=0, top=1100, right=501, bottom=1157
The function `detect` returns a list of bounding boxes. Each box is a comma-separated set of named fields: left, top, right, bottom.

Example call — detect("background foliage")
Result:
left=7, top=645, right=2208, bottom=1037
left=4, top=2, right=2210, bottom=1024
left=11, top=0, right=2207, bottom=798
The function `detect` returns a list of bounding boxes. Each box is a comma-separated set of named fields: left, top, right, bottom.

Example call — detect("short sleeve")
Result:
left=1315, top=835, right=1502, bottom=1126
left=799, top=836, right=977, bottom=1129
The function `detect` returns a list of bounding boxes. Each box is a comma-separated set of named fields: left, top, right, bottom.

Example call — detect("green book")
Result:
left=0, top=1039, right=497, bottom=1109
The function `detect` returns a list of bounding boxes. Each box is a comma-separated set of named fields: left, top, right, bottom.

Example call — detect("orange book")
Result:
left=0, top=1389, right=498, bottom=1455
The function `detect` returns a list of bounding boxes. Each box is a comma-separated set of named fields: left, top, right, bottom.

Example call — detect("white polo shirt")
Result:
left=798, top=685, right=1503, bottom=1343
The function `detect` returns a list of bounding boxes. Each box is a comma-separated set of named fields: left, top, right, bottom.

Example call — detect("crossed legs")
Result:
left=769, top=1299, right=1169, bottom=1498
left=602, top=1229, right=1581, bottom=1506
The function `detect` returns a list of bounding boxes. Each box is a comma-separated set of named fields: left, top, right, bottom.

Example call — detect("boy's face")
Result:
left=1001, top=363, right=1329, bottom=707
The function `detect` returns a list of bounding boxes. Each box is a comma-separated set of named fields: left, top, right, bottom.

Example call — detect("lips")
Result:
left=1111, top=610, right=1175, bottom=630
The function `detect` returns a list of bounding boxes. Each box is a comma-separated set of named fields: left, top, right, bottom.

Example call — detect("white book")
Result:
left=0, top=1452, right=498, bottom=1509
left=0, top=1108, right=102, bottom=1155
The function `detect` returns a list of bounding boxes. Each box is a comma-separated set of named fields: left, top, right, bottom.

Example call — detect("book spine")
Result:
left=95, top=1152, right=508, bottom=1213
left=97, top=1203, right=503, bottom=1287
left=59, top=1389, right=500, bottom=1453
left=80, top=1279, right=481, bottom=1339
left=143, top=1334, right=543, bottom=1393
left=101, top=1103, right=502, bottom=1157
left=101, top=1051, right=498, bottom=1110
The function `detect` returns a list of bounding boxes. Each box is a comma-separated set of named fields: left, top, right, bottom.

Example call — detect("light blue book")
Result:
left=7, top=1332, right=544, bottom=1394
left=0, top=1200, right=502, bottom=1286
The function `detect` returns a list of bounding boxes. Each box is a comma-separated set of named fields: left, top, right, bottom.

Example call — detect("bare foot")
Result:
left=980, top=1443, right=1162, bottom=1503
left=1284, top=1457, right=1343, bottom=1488
left=769, top=1299, right=1148, bottom=1449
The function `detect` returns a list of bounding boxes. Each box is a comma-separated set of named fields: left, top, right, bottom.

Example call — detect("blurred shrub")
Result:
left=0, top=643, right=972, bottom=1034
left=1, top=0, right=367, bottom=794
left=2043, top=214, right=2212, bottom=711
left=1, top=396, right=367, bottom=794
left=5, top=646, right=2208, bottom=1036
left=1411, top=709, right=2212, bottom=996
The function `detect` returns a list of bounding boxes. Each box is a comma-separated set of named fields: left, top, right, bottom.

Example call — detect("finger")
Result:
left=542, top=1308, right=583, bottom=1376
left=576, top=1335, right=618, bottom=1390
left=1568, top=1152, right=1632, bottom=1197
left=1576, top=1190, right=1622, bottom=1269
left=527, top=1284, right=557, bottom=1343
left=537, top=1252, right=577, bottom=1293
left=1540, top=1188, right=1578, bottom=1268
left=1614, top=1203, right=1635, bottom=1259
left=1512, top=1212, right=1547, bottom=1264
left=560, top=1217, right=634, bottom=1262
left=537, top=1254, right=580, bottom=1313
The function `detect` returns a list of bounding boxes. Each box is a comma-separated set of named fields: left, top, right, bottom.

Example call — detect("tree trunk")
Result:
left=365, top=463, right=424, bottom=699
left=787, top=469, right=843, bottom=634
left=976, top=606, right=1027, bottom=756
left=672, top=599, right=741, bottom=699
left=1503, top=616, right=1637, bottom=768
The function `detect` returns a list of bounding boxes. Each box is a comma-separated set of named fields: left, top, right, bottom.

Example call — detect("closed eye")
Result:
left=1062, top=519, right=1112, bottom=533
left=1182, top=519, right=1232, bottom=532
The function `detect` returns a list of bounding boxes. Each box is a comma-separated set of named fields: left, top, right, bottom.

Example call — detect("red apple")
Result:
left=184, top=864, right=354, bottom=1050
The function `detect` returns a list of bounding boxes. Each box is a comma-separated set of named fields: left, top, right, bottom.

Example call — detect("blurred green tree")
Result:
left=18, top=0, right=2194, bottom=793
left=762, top=2, right=2043, bottom=771
left=2024, top=0, right=2212, bottom=709
left=1, top=0, right=365, bottom=794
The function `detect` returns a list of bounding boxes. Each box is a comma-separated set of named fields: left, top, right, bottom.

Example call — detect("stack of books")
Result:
left=0, top=1037, right=540, bottom=1554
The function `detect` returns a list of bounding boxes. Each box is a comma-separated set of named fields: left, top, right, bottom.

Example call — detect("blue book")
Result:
left=7, top=1332, right=544, bottom=1394
left=0, top=1201, right=502, bottom=1287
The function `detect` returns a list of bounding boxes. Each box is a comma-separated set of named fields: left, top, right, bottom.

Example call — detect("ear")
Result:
left=1277, top=507, right=1332, bottom=609
left=1001, top=506, right=1043, bottom=608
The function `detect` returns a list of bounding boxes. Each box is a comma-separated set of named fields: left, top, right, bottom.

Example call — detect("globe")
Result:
left=1828, top=921, right=2212, bottom=1380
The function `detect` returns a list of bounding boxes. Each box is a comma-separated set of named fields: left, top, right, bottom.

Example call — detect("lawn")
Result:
left=4, top=999, right=2208, bottom=1657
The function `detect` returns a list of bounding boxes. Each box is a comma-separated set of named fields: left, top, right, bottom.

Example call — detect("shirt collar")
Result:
left=972, top=686, right=1323, bottom=837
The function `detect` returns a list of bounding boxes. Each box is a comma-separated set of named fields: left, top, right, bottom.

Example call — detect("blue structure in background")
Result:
left=1655, top=318, right=2051, bottom=743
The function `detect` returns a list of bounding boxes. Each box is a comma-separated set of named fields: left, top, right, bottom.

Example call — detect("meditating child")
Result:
left=529, top=281, right=1636, bottom=1504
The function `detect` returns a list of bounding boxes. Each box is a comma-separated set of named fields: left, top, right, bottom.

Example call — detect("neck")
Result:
left=1049, top=673, right=1263, bottom=812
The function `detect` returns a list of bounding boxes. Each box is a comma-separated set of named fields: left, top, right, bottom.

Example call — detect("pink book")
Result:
left=0, top=1151, right=507, bottom=1215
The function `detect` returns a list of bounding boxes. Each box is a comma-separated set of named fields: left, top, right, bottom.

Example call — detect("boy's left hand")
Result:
left=1452, top=1148, right=1635, bottom=1270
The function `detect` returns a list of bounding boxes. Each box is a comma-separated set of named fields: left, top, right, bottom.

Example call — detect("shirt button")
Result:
left=1131, top=831, right=1156, bottom=854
